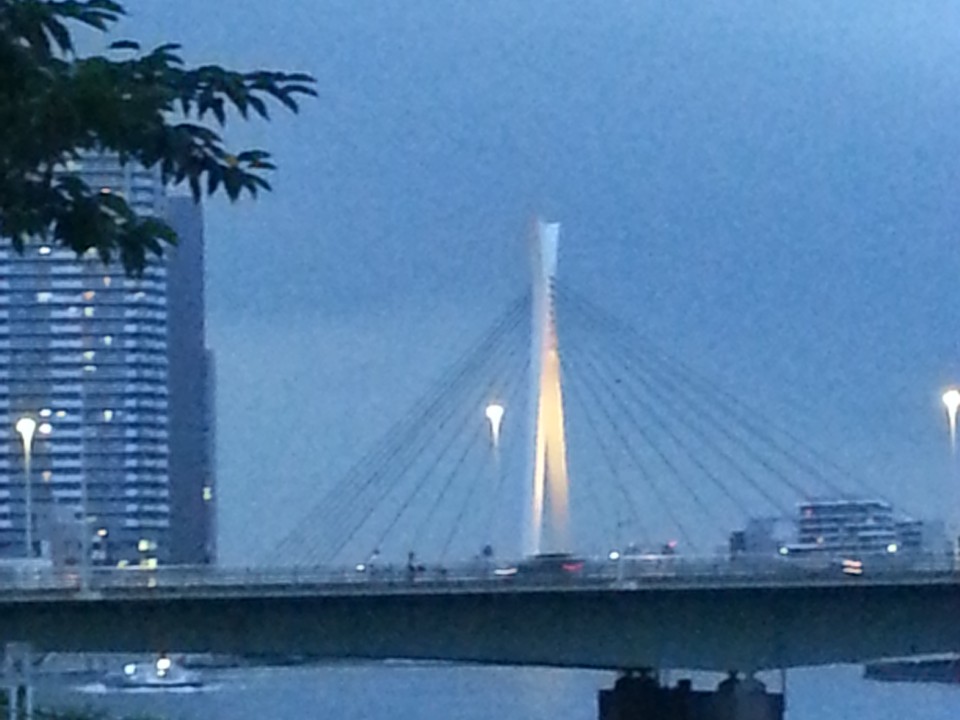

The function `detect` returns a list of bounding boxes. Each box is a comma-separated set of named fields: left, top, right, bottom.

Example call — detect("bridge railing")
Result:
left=0, top=551, right=955, bottom=595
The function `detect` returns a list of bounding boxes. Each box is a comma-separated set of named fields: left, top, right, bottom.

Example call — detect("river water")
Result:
left=32, top=662, right=960, bottom=720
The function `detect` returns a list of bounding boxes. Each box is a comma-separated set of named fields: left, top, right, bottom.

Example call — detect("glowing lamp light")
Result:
left=156, top=657, right=172, bottom=672
left=886, top=543, right=898, bottom=554
left=485, top=403, right=505, bottom=447
left=38, top=422, right=52, bottom=435
left=608, top=550, right=621, bottom=561
left=15, top=417, right=36, bottom=445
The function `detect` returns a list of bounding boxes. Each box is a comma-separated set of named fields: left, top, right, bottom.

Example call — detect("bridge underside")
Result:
left=2, top=580, right=959, bottom=671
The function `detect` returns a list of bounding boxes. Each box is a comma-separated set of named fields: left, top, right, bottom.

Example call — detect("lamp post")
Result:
left=942, top=388, right=960, bottom=567
left=943, top=389, right=960, bottom=454
left=484, top=403, right=505, bottom=560
left=15, top=417, right=36, bottom=559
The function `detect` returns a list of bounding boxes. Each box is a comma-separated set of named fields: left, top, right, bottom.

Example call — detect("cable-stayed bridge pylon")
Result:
left=267, top=225, right=905, bottom=568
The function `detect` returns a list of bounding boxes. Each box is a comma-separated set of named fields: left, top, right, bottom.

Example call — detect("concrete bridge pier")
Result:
left=598, top=670, right=784, bottom=720
left=3, top=643, right=33, bottom=720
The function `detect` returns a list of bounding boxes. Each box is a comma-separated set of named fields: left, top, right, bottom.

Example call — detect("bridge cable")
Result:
left=405, top=328, right=530, bottom=556
left=561, top=349, right=653, bottom=548
left=441, top=354, right=532, bottom=560
left=333, top=310, right=530, bottom=564
left=569, top=338, right=724, bottom=548
left=561, top=336, right=700, bottom=550
left=558, top=285, right=885, bottom=503
left=270, top=296, right=528, bottom=564
left=272, top=295, right=530, bottom=565
left=560, top=305, right=794, bottom=518
left=557, top=287, right=855, bottom=503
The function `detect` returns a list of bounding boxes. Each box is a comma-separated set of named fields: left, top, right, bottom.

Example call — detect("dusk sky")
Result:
left=115, top=2, right=960, bottom=563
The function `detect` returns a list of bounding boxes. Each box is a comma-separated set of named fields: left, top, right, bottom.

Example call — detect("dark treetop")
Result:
left=0, top=0, right=315, bottom=274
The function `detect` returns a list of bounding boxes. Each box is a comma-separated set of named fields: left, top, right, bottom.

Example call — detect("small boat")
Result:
left=104, top=657, right=202, bottom=689
left=864, top=654, right=960, bottom=684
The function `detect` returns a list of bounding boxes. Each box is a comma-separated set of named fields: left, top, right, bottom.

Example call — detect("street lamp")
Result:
left=484, top=403, right=505, bottom=559
left=15, top=417, right=36, bottom=559
left=943, top=389, right=960, bottom=453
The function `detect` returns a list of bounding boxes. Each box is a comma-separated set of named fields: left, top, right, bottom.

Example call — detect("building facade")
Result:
left=0, top=155, right=213, bottom=567
left=793, top=498, right=897, bottom=555
left=165, top=197, right=216, bottom=565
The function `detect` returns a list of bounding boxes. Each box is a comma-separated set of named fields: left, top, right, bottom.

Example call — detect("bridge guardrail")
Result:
left=0, top=551, right=955, bottom=595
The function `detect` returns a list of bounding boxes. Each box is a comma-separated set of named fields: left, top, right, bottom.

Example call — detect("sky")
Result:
left=112, top=1, right=960, bottom=563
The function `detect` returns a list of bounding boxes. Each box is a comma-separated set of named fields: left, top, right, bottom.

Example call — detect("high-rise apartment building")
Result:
left=165, top=197, right=216, bottom=565
left=0, top=155, right=214, bottom=567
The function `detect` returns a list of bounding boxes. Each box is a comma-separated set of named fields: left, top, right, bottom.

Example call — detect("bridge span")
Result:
left=1, top=566, right=958, bottom=672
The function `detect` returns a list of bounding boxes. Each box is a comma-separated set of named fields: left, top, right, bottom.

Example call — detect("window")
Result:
left=103, top=335, right=113, bottom=346
left=38, top=246, right=51, bottom=256
left=83, top=290, right=95, bottom=301
left=36, top=292, right=52, bottom=303
left=102, top=276, right=112, bottom=287
left=103, top=410, right=114, bottom=422
left=203, top=486, right=213, bottom=502
left=83, top=307, right=94, bottom=318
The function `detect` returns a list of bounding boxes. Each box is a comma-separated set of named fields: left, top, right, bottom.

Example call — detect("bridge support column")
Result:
left=598, top=670, right=784, bottom=720
left=3, top=643, right=33, bottom=720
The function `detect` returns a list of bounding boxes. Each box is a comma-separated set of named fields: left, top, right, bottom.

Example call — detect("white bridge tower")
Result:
left=524, top=219, right=572, bottom=556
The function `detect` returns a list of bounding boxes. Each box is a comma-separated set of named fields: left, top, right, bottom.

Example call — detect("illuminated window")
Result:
left=38, top=246, right=51, bottom=256
left=137, top=539, right=150, bottom=552
left=55, top=410, right=66, bottom=418
left=83, top=307, right=94, bottom=318
left=97, top=528, right=108, bottom=538
left=103, top=409, right=114, bottom=422
left=39, top=408, right=52, bottom=418
left=83, top=365, right=96, bottom=373
left=141, top=558, right=158, bottom=570
left=102, top=276, right=112, bottom=287
left=41, top=471, right=52, bottom=483
left=67, top=306, right=80, bottom=317
left=83, top=290, right=95, bottom=301
left=202, top=486, right=213, bottom=502
left=36, top=292, right=52, bottom=303
left=83, top=350, right=95, bottom=361
left=117, top=560, right=129, bottom=569
left=103, top=335, right=113, bottom=346
left=38, top=422, right=52, bottom=435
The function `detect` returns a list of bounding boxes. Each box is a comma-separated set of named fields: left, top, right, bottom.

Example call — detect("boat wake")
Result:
left=75, top=682, right=221, bottom=695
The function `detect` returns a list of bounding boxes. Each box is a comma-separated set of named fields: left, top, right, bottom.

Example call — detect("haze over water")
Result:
left=35, top=663, right=960, bottom=720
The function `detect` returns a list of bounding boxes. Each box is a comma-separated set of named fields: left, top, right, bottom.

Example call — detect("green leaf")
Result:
left=109, top=39, right=140, bottom=51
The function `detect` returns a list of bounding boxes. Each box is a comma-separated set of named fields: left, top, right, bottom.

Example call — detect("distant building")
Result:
left=793, top=499, right=897, bottom=555
left=165, top=197, right=216, bottom=565
left=0, top=155, right=169, bottom=566
left=895, top=519, right=949, bottom=556
left=733, top=499, right=949, bottom=561
left=728, top=517, right=795, bottom=557
left=0, top=155, right=215, bottom=567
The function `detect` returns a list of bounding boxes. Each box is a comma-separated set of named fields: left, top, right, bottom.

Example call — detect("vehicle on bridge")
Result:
left=493, top=552, right=586, bottom=582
